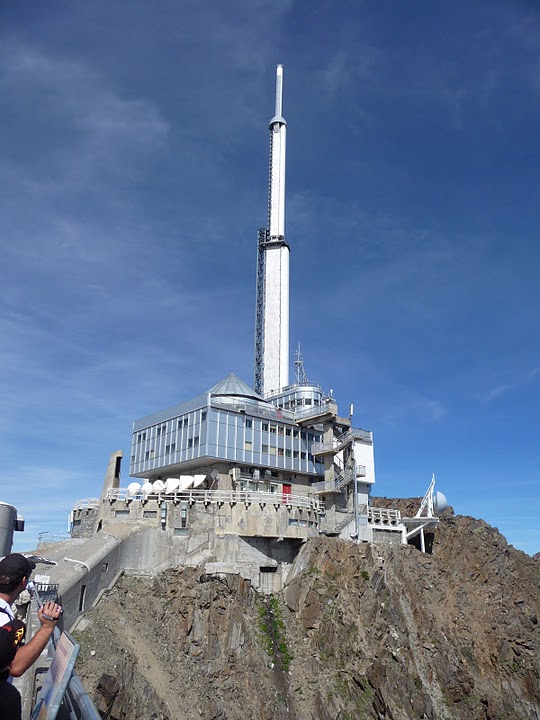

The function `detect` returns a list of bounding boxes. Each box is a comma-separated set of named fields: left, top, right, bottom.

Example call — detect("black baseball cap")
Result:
left=0, top=554, right=36, bottom=581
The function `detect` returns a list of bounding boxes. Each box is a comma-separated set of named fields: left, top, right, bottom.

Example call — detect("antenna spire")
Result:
left=254, top=65, right=290, bottom=396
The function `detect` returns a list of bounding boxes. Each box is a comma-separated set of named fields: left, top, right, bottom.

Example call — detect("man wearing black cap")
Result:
left=0, top=553, right=62, bottom=719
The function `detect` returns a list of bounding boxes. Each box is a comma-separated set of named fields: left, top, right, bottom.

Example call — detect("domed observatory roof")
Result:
left=208, top=374, right=265, bottom=406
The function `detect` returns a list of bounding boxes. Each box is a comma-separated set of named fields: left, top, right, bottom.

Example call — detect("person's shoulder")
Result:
left=0, top=600, right=14, bottom=626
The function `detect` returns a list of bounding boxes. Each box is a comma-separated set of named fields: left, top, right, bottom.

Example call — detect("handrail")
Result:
left=106, top=487, right=323, bottom=512
left=30, top=586, right=100, bottom=718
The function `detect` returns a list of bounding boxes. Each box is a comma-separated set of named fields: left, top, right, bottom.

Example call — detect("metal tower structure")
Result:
left=254, top=65, right=290, bottom=397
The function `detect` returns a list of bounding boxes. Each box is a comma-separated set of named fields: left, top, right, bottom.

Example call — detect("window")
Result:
left=278, top=426, right=284, bottom=436
left=301, top=431, right=307, bottom=440
left=193, top=436, right=199, bottom=446
left=165, top=445, right=171, bottom=454
left=285, top=449, right=291, bottom=458
left=262, top=444, right=269, bottom=453
left=201, top=411, right=207, bottom=421
left=246, top=418, right=252, bottom=428
left=145, top=451, right=150, bottom=460
left=157, top=424, right=166, bottom=436
left=308, top=433, right=313, bottom=442
left=293, top=430, right=299, bottom=438
left=293, top=451, right=299, bottom=459
left=278, top=448, right=284, bottom=457
left=178, top=419, right=182, bottom=429
left=245, top=441, right=252, bottom=451
left=143, top=510, right=157, bottom=518
left=269, top=425, right=277, bottom=434
left=301, top=452, right=306, bottom=460
left=263, top=423, right=268, bottom=432
left=183, top=418, right=188, bottom=427
left=305, top=398, right=312, bottom=406
left=285, top=428, right=291, bottom=437
left=171, top=443, right=176, bottom=453
left=131, top=455, right=135, bottom=463
left=269, top=446, right=277, bottom=456
left=181, top=503, right=188, bottom=528
left=188, top=439, right=193, bottom=448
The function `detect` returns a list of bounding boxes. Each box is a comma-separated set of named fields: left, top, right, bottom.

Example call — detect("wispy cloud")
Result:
left=480, top=367, right=540, bottom=403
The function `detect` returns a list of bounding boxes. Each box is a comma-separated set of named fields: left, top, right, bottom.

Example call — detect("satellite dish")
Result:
left=434, top=491, right=448, bottom=513
left=141, top=481, right=153, bottom=496
left=165, top=478, right=180, bottom=493
left=127, top=482, right=141, bottom=496
left=192, top=474, right=206, bottom=488
left=153, top=480, right=165, bottom=492
left=179, top=475, right=194, bottom=490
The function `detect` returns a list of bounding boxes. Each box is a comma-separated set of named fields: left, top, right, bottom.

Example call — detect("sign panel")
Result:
left=31, top=632, right=80, bottom=720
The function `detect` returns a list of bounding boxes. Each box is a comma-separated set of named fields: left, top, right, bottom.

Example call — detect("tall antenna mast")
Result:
left=254, top=65, right=290, bottom=396
left=294, top=342, right=308, bottom=385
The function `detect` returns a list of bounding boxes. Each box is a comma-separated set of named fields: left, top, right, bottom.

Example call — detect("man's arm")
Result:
left=9, top=601, right=62, bottom=678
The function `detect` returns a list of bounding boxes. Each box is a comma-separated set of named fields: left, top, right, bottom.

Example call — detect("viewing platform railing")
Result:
left=106, top=487, right=323, bottom=512
left=368, top=507, right=401, bottom=525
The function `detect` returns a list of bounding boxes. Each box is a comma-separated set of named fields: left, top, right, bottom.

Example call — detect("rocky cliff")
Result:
left=74, top=509, right=540, bottom=719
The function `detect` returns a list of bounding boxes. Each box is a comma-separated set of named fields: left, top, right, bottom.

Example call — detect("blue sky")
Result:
left=2, top=0, right=539, bottom=555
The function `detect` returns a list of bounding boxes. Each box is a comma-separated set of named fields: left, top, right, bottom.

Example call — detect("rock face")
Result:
left=74, top=511, right=540, bottom=719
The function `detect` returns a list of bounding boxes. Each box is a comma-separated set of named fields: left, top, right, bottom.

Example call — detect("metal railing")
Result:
left=293, top=400, right=338, bottom=421
left=312, top=427, right=373, bottom=456
left=332, top=512, right=355, bottom=534
left=29, top=585, right=100, bottom=719
left=312, top=465, right=366, bottom=494
left=106, top=487, right=323, bottom=512
left=37, top=532, right=71, bottom=548
left=72, top=498, right=100, bottom=511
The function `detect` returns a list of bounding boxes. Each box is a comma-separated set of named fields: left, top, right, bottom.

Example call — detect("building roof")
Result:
left=208, top=374, right=264, bottom=402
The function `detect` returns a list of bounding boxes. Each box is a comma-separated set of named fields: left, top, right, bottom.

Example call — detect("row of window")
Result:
left=136, top=411, right=207, bottom=444
left=140, top=435, right=200, bottom=461
left=260, top=424, right=321, bottom=442
left=282, top=398, right=321, bottom=409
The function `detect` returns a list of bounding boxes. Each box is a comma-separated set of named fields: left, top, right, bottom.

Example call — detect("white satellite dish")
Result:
left=141, top=481, right=153, bottom=496
left=179, top=475, right=194, bottom=490
left=165, top=477, right=180, bottom=493
left=153, top=479, right=165, bottom=492
left=127, top=482, right=141, bottom=496
left=192, top=474, right=206, bottom=488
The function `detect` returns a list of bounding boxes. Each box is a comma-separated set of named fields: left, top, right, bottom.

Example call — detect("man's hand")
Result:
left=38, top=601, right=62, bottom=628
left=9, top=601, right=63, bottom=677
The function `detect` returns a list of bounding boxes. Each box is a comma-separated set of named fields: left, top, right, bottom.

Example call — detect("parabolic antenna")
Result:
left=192, top=474, right=206, bottom=488
left=153, top=479, right=165, bottom=492
left=127, top=482, right=141, bottom=496
left=165, top=478, right=180, bottom=493
left=179, top=475, right=194, bottom=490
left=141, top=481, right=153, bottom=496
left=434, top=491, right=448, bottom=513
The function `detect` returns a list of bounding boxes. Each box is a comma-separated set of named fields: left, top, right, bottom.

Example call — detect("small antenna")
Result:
left=294, top=342, right=308, bottom=385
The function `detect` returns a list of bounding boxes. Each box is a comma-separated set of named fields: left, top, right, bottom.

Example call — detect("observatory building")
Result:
left=70, top=67, right=442, bottom=591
